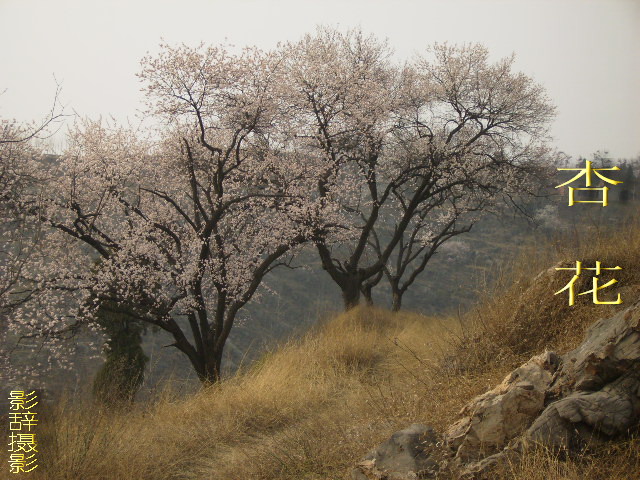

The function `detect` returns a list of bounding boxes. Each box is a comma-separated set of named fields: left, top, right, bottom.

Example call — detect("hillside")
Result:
left=17, top=198, right=547, bottom=399
left=7, top=214, right=639, bottom=479
left=10, top=192, right=637, bottom=402
left=138, top=194, right=640, bottom=390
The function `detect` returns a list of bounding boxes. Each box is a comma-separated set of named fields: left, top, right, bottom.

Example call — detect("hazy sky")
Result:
left=1, top=0, right=638, bottom=159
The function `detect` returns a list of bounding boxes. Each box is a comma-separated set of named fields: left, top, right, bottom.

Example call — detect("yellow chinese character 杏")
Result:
left=556, top=160, right=622, bottom=206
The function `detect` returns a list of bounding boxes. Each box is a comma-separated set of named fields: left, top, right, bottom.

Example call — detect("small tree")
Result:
left=373, top=196, right=481, bottom=312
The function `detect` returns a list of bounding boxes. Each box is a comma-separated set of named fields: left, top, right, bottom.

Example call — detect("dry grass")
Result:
left=453, top=217, right=640, bottom=372
left=11, top=220, right=640, bottom=480
left=495, top=435, right=640, bottom=480
left=21, top=309, right=497, bottom=480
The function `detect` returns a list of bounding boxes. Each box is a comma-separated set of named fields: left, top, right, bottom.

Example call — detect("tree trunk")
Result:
left=342, top=277, right=362, bottom=310
left=389, top=276, right=403, bottom=312
left=191, top=347, right=224, bottom=385
left=391, top=289, right=403, bottom=312
left=361, top=271, right=382, bottom=306
left=362, top=284, right=374, bottom=306
left=205, top=348, right=224, bottom=384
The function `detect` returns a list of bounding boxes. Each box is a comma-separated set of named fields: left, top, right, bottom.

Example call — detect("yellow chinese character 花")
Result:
left=555, top=261, right=622, bottom=306
left=556, top=160, right=622, bottom=206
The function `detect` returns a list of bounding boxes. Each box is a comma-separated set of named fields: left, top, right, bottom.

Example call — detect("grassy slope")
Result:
left=138, top=203, right=544, bottom=388
left=8, top=219, right=640, bottom=480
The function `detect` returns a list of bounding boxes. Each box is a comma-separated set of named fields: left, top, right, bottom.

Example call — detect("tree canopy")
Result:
left=2, top=28, right=557, bottom=384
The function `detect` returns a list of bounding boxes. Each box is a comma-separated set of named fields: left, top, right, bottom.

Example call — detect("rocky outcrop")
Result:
left=446, top=351, right=560, bottom=462
left=548, top=305, right=640, bottom=398
left=521, top=300, right=640, bottom=452
left=352, top=301, right=640, bottom=479
left=526, top=369, right=640, bottom=451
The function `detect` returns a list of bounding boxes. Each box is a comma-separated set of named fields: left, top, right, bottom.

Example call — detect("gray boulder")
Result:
left=549, top=301, right=640, bottom=397
left=526, top=368, right=640, bottom=450
left=351, top=424, right=442, bottom=480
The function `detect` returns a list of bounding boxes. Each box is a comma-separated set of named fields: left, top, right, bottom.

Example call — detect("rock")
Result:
left=549, top=302, right=640, bottom=398
left=446, top=301, right=640, bottom=467
left=352, top=301, right=640, bottom=479
left=445, top=351, right=560, bottom=461
left=457, top=449, right=516, bottom=480
left=520, top=300, right=640, bottom=453
left=351, top=424, right=443, bottom=480
left=526, top=369, right=640, bottom=450
left=351, top=465, right=370, bottom=480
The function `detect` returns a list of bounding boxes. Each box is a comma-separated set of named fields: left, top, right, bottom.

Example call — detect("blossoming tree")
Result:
left=282, top=30, right=555, bottom=309
left=1, top=93, right=65, bottom=384
left=6, top=46, right=315, bottom=383
left=4, top=31, right=558, bottom=385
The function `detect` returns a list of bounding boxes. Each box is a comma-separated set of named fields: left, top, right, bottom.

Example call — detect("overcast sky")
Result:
left=1, top=0, right=638, bottom=159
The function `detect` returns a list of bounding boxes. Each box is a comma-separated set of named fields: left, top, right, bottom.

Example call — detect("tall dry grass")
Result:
left=17, top=308, right=496, bottom=480
left=453, top=216, right=640, bottom=372
left=6, top=219, right=640, bottom=480
left=495, top=436, right=640, bottom=480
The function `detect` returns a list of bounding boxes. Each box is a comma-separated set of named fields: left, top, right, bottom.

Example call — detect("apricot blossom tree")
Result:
left=4, top=32, right=558, bottom=385
left=282, top=31, right=555, bottom=308
left=6, top=46, right=315, bottom=383
left=0, top=91, right=65, bottom=314
left=1, top=93, right=66, bottom=384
